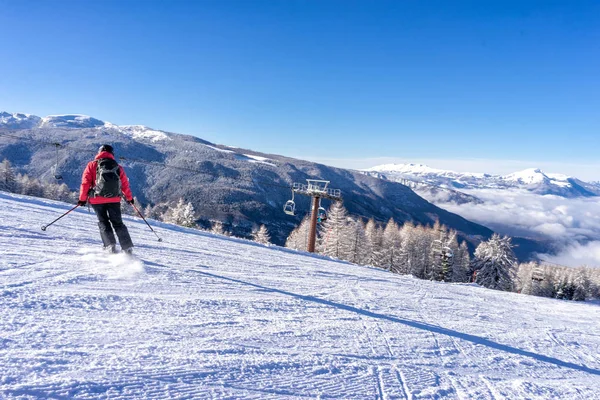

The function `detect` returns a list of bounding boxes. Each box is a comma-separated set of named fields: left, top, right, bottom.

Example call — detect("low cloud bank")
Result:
left=427, top=189, right=600, bottom=267
left=538, top=241, right=600, bottom=268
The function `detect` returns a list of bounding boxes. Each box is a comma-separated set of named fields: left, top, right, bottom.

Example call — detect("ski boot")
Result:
left=104, top=244, right=118, bottom=254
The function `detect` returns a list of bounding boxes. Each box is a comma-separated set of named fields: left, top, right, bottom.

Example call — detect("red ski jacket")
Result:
left=79, top=151, right=133, bottom=205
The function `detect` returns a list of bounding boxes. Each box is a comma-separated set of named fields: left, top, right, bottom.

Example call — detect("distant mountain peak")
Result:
left=40, top=114, right=107, bottom=129
left=0, top=111, right=172, bottom=142
left=367, top=162, right=598, bottom=198
left=0, top=111, right=42, bottom=129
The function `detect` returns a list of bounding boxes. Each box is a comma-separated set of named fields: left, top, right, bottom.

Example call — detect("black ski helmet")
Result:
left=99, top=144, right=114, bottom=154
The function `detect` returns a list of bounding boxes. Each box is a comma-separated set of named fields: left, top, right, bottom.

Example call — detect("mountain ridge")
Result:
left=0, top=111, right=549, bottom=260
left=365, top=163, right=600, bottom=198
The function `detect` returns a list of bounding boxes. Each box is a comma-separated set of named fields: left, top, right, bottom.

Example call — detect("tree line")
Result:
left=0, top=159, right=77, bottom=203
left=286, top=202, right=600, bottom=301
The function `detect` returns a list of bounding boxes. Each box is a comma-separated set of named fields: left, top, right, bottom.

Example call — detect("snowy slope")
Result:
left=1, top=192, right=600, bottom=399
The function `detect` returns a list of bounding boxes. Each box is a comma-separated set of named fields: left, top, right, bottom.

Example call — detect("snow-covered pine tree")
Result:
left=396, top=222, right=415, bottom=275
left=210, top=220, right=227, bottom=236
left=411, top=225, right=434, bottom=279
left=163, top=198, right=197, bottom=227
left=179, top=201, right=196, bottom=228
left=0, top=159, right=16, bottom=192
left=516, top=262, right=537, bottom=295
left=253, top=224, right=271, bottom=245
left=55, top=183, right=72, bottom=203
left=429, top=224, right=455, bottom=282
left=554, top=269, right=571, bottom=300
left=285, top=216, right=311, bottom=251
left=381, top=218, right=402, bottom=273
left=318, top=202, right=352, bottom=260
left=18, top=174, right=44, bottom=197
left=472, top=234, right=517, bottom=292
left=535, top=266, right=557, bottom=298
left=452, top=241, right=471, bottom=283
left=572, top=266, right=590, bottom=301
left=364, top=218, right=383, bottom=268
left=588, top=268, right=600, bottom=299
left=347, top=218, right=369, bottom=265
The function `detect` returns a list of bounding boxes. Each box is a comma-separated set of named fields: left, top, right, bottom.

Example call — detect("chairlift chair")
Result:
left=283, top=189, right=296, bottom=216
left=317, top=206, right=327, bottom=222
left=284, top=200, right=296, bottom=216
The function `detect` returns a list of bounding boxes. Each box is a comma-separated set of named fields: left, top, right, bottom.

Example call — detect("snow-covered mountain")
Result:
left=4, top=111, right=551, bottom=258
left=365, top=163, right=600, bottom=198
left=2, top=192, right=600, bottom=399
left=0, top=112, right=41, bottom=129
left=1, top=112, right=172, bottom=142
left=39, top=114, right=108, bottom=129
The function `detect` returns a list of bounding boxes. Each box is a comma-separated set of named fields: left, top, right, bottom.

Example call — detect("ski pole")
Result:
left=41, top=204, right=80, bottom=231
left=132, top=203, right=163, bottom=242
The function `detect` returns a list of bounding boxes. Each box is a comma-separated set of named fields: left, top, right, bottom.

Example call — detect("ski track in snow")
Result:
left=1, top=192, right=600, bottom=399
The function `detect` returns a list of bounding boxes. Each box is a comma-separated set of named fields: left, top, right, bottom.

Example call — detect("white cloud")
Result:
left=437, top=189, right=600, bottom=241
left=427, top=188, right=600, bottom=267
left=539, top=241, right=600, bottom=268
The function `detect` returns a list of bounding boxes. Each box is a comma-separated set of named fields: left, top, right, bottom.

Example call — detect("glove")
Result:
left=128, top=199, right=135, bottom=205
left=77, top=200, right=87, bottom=206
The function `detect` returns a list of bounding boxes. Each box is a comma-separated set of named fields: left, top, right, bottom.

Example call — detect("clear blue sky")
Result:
left=1, top=0, right=599, bottom=177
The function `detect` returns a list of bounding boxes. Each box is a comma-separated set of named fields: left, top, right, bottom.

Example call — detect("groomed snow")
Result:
left=1, top=192, right=600, bottom=399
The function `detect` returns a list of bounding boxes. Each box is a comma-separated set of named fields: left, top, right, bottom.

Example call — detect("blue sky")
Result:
left=1, top=1, right=599, bottom=178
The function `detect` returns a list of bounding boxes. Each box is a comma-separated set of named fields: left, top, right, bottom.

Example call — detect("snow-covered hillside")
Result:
left=1, top=112, right=171, bottom=142
left=1, top=111, right=509, bottom=256
left=365, top=163, right=600, bottom=198
left=0, top=112, right=41, bottom=130
left=1, top=193, right=600, bottom=399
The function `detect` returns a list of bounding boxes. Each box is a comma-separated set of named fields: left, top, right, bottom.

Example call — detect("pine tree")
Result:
left=179, top=201, right=196, bottom=227
left=163, top=198, right=196, bottom=227
left=0, top=159, right=16, bottom=192
left=472, top=234, right=517, bottom=291
left=429, top=224, right=455, bottom=282
left=18, top=174, right=44, bottom=197
left=516, top=262, right=537, bottom=295
left=396, top=222, right=415, bottom=275
left=347, top=219, right=369, bottom=265
left=364, top=219, right=383, bottom=267
left=55, top=183, right=72, bottom=202
left=535, top=266, right=557, bottom=298
left=318, top=202, right=352, bottom=259
left=210, top=220, right=227, bottom=236
left=253, top=224, right=271, bottom=245
left=285, top=216, right=311, bottom=251
left=588, top=268, right=600, bottom=299
left=412, top=225, right=434, bottom=279
left=452, top=241, right=471, bottom=283
left=381, top=218, right=402, bottom=273
left=572, top=267, right=589, bottom=301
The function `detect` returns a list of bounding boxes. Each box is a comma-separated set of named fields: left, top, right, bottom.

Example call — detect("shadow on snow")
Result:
left=191, top=269, right=600, bottom=377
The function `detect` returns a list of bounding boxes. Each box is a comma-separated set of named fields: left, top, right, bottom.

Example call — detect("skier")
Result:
left=78, top=144, right=135, bottom=254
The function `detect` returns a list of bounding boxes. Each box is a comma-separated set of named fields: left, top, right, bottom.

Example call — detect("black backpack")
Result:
left=94, top=158, right=121, bottom=197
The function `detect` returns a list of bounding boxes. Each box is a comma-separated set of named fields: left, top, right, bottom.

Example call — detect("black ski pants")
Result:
left=91, top=203, right=133, bottom=250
